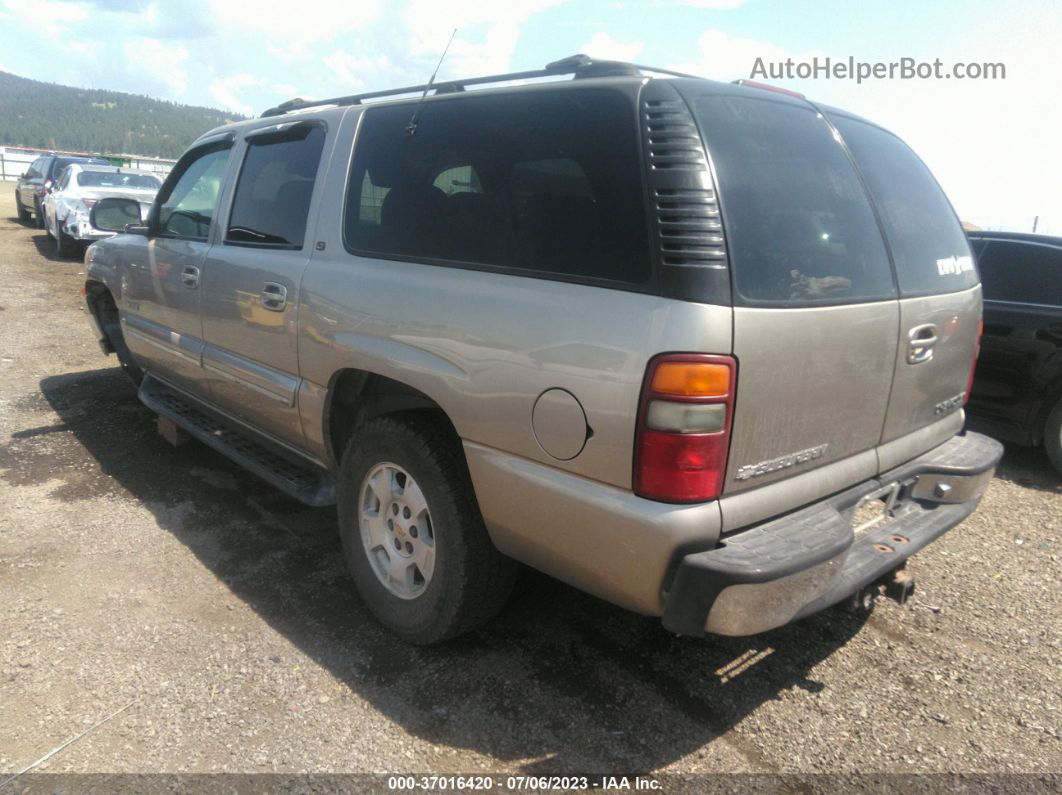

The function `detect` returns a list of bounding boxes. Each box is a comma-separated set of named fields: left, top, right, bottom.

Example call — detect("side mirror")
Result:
left=90, top=197, right=143, bottom=233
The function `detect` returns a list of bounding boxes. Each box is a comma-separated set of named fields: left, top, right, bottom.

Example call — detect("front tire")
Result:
left=1045, top=397, right=1062, bottom=477
left=103, top=321, right=143, bottom=386
left=338, top=413, right=517, bottom=644
left=16, top=196, right=31, bottom=223
left=34, top=198, right=45, bottom=228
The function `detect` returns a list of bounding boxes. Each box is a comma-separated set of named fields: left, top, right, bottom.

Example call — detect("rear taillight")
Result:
left=43, top=178, right=54, bottom=192
left=634, top=354, right=737, bottom=503
left=964, top=316, right=984, bottom=405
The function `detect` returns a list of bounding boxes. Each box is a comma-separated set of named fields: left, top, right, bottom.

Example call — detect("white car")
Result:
left=44, top=164, right=162, bottom=257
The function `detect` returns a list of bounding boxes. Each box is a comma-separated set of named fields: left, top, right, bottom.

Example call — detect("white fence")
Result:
left=0, top=146, right=176, bottom=182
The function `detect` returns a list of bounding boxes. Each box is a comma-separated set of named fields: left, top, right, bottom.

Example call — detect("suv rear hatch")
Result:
left=682, top=84, right=979, bottom=500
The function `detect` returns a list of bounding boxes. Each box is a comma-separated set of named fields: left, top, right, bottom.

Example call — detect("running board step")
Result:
left=140, top=375, right=335, bottom=506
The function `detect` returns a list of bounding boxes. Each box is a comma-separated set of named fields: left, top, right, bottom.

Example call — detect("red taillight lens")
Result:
left=964, top=316, right=984, bottom=405
left=634, top=353, right=736, bottom=503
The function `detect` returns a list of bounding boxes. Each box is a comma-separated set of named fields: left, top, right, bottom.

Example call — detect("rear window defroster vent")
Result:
left=640, top=81, right=731, bottom=305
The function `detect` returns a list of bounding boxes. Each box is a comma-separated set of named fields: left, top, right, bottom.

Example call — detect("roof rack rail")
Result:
left=260, top=54, right=701, bottom=117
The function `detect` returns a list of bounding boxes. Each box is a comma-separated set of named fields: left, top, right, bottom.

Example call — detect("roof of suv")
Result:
left=966, top=229, right=1062, bottom=247
left=194, top=54, right=836, bottom=146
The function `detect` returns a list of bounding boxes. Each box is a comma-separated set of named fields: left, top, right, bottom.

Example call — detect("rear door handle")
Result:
left=181, top=265, right=200, bottom=289
left=261, top=282, right=288, bottom=311
left=907, top=323, right=939, bottom=364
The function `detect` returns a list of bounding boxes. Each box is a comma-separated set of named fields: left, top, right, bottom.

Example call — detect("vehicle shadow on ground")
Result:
left=993, top=442, right=1061, bottom=495
left=28, top=230, right=78, bottom=264
left=12, top=367, right=881, bottom=772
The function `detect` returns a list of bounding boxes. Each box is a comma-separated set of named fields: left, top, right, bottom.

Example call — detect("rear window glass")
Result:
left=829, top=114, right=977, bottom=297
left=693, top=94, right=895, bottom=306
left=976, top=240, right=1062, bottom=306
left=77, top=171, right=161, bottom=189
left=345, top=89, right=650, bottom=284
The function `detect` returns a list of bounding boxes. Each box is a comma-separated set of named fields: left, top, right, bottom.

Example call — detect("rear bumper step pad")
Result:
left=662, top=431, right=1003, bottom=637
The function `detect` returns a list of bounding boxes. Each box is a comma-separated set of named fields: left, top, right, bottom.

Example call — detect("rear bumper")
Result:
left=662, top=431, right=1003, bottom=637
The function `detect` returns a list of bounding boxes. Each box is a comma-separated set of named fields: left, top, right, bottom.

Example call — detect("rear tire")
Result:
left=337, top=413, right=517, bottom=644
left=1045, top=397, right=1062, bottom=477
left=16, top=197, right=31, bottom=223
left=56, top=221, right=76, bottom=257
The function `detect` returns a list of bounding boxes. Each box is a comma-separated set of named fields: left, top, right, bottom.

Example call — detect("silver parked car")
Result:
left=44, top=164, right=161, bottom=256
left=82, top=55, right=1001, bottom=644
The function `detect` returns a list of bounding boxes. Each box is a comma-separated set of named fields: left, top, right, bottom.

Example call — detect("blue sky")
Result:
left=1, top=0, right=1059, bottom=232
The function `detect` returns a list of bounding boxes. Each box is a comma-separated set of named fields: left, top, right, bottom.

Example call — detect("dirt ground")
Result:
left=0, top=190, right=1059, bottom=782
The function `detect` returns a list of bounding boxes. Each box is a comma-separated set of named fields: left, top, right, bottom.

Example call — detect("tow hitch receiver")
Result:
left=883, top=567, right=916, bottom=605
left=845, top=567, right=916, bottom=613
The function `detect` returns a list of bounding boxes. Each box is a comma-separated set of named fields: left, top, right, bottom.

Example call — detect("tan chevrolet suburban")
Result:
left=82, top=55, right=1002, bottom=644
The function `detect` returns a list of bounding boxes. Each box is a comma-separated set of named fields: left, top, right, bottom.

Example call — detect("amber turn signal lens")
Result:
left=650, top=362, right=730, bottom=397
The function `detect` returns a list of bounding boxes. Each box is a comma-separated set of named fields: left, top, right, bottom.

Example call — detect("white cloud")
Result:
left=579, top=32, right=644, bottom=62
left=681, top=0, right=747, bottom=8
left=272, top=83, right=297, bottom=95
left=323, top=52, right=391, bottom=88
left=404, top=0, right=568, bottom=77
left=211, top=0, right=383, bottom=59
left=669, top=28, right=823, bottom=81
left=209, top=73, right=261, bottom=116
left=671, top=27, right=1062, bottom=234
left=0, top=0, right=88, bottom=37
left=124, top=37, right=188, bottom=94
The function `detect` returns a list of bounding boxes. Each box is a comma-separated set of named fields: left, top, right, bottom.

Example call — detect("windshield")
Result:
left=77, top=171, right=162, bottom=190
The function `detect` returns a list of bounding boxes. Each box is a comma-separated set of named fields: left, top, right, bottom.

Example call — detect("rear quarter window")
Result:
left=693, top=94, right=896, bottom=306
left=829, top=114, right=977, bottom=297
left=344, top=88, right=651, bottom=285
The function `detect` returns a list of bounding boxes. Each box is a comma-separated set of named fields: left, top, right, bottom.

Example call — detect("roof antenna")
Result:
left=406, top=28, right=458, bottom=136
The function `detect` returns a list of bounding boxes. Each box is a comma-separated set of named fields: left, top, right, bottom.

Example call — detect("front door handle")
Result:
left=181, top=265, right=200, bottom=289
left=907, top=323, right=939, bottom=364
left=261, top=282, right=288, bottom=311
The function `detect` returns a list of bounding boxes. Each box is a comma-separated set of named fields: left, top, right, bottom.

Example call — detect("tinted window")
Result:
left=433, top=165, right=481, bottom=195
left=227, top=125, right=325, bottom=248
left=77, top=171, right=162, bottom=189
left=25, top=160, right=41, bottom=180
left=977, top=240, right=1062, bottom=306
left=693, top=95, right=895, bottom=305
left=52, top=157, right=110, bottom=178
left=830, top=114, right=976, bottom=296
left=157, top=145, right=232, bottom=239
left=346, top=89, right=650, bottom=284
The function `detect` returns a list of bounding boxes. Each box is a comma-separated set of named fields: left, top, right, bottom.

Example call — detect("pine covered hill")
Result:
left=0, top=71, right=247, bottom=159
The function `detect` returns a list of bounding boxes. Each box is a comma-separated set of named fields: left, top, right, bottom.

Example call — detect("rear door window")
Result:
left=226, top=124, right=326, bottom=249
left=829, top=114, right=977, bottom=297
left=977, top=240, right=1062, bottom=306
left=345, top=88, right=650, bottom=284
left=693, top=94, right=896, bottom=306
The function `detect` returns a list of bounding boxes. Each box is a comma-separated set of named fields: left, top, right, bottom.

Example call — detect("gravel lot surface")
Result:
left=0, top=191, right=1059, bottom=782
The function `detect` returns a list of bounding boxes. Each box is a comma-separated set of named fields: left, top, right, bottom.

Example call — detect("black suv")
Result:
left=966, top=231, right=1062, bottom=475
left=15, top=154, right=111, bottom=227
